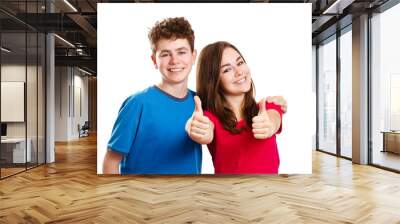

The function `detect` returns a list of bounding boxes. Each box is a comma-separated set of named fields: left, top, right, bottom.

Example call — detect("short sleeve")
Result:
left=266, top=102, right=283, bottom=134
left=107, top=95, right=143, bottom=155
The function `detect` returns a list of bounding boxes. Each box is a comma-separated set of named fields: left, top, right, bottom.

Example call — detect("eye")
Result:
left=237, top=60, right=245, bottom=66
left=222, top=67, right=232, bottom=74
left=160, top=53, right=169, bottom=57
left=178, top=51, right=187, bottom=55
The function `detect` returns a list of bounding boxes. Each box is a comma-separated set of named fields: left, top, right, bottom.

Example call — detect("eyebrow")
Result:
left=175, top=47, right=189, bottom=51
left=220, top=56, right=243, bottom=68
left=159, top=49, right=171, bottom=54
left=159, top=47, right=189, bottom=54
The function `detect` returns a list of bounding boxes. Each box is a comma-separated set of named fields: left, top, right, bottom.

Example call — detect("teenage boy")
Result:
left=102, top=17, right=287, bottom=174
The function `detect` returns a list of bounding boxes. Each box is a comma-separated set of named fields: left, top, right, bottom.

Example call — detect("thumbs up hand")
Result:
left=186, top=96, right=214, bottom=144
left=252, top=98, right=281, bottom=139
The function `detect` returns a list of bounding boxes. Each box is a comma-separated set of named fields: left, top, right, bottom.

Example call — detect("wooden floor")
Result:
left=1, top=134, right=400, bottom=223
left=0, top=167, right=26, bottom=178
left=1, top=162, right=44, bottom=178
left=372, top=150, right=400, bottom=171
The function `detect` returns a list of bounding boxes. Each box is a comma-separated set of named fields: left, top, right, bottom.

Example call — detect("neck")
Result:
left=224, top=94, right=245, bottom=120
left=157, top=81, right=188, bottom=98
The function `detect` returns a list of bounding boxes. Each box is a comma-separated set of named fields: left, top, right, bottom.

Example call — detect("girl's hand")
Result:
left=186, top=96, right=214, bottom=144
left=267, top=96, right=287, bottom=113
left=252, top=98, right=281, bottom=139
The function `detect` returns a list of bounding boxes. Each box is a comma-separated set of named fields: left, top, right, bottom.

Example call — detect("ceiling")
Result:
left=0, top=0, right=392, bottom=75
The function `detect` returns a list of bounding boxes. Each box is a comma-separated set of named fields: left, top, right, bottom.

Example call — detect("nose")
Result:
left=169, top=54, right=178, bottom=65
left=234, top=66, right=243, bottom=77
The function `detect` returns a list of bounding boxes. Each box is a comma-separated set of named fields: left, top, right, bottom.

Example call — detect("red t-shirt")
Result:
left=204, top=102, right=283, bottom=174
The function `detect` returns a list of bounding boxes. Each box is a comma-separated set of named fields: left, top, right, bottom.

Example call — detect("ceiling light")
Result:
left=63, top=0, right=78, bottom=12
left=323, top=0, right=355, bottom=15
left=54, top=34, right=75, bottom=48
left=78, top=67, right=93, bottom=76
left=1, top=47, right=11, bottom=53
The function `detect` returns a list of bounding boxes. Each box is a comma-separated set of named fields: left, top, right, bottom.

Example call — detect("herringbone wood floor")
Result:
left=1, top=134, right=400, bottom=223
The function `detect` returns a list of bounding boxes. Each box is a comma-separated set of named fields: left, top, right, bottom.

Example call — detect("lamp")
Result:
left=322, top=0, right=355, bottom=15
left=78, top=67, right=93, bottom=76
left=54, top=34, right=75, bottom=48
left=1, top=47, right=11, bottom=53
left=63, top=0, right=78, bottom=12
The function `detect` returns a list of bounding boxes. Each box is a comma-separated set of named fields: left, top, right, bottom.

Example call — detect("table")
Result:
left=1, top=138, right=32, bottom=163
left=381, top=131, right=400, bottom=154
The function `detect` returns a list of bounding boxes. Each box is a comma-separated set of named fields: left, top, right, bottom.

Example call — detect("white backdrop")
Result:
left=97, top=3, right=312, bottom=174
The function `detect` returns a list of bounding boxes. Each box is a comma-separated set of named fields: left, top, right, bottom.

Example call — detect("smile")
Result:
left=168, top=68, right=184, bottom=72
left=235, top=77, right=246, bottom=84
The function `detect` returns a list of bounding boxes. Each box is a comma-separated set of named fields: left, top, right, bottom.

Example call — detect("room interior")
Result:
left=0, top=0, right=399, bottom=222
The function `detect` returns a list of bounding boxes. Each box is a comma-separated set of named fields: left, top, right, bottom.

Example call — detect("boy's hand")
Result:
left=252, top=98, right=280, bottom=139
left=267, top=96, right=287, bottom=113
left=186, top=96, right=214, bottom=144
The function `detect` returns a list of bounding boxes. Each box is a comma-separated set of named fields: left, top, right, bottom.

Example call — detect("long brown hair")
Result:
left=196, top=41, right=259, bottom=134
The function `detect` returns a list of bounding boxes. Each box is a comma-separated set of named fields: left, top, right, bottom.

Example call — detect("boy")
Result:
left=103, top=17, right=201, bottom=174
left=102, top=17, right=287, bottom=174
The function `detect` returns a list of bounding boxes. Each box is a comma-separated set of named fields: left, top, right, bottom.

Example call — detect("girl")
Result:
left=187, top=41, right=283, bottom=174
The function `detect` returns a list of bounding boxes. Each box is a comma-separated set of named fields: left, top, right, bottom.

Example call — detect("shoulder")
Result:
left=128, top=86, right=156, bottom=101
left=204, top=110, right=218, bottom=124
left=188, top=89, right=196, bottom=97
left=119, top=87, right=155, bottom=109
left=204, top=110, right=214, bottom=117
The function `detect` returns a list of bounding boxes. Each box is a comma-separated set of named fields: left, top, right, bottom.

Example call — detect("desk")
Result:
left=381, top=131, right=400, bottom=154
left=1, top=138, right=31, bottom=163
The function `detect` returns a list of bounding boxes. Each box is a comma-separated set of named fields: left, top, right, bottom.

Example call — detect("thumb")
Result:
left=258, top=98, right=267, bottom=115
left=194, top=96, right=203, bottom=114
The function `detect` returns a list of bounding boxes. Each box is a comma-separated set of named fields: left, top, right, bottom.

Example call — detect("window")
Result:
left=318, top=36, right=337, bottom=155
left=371, top=2, right=400, bottom=171
left=339, top=28, right=352, bottom=158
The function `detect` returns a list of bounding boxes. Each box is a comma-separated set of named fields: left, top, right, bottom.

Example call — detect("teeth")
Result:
left=169, top=68, right=184, bottom=72
left=236, top=78, right=246, bottom=84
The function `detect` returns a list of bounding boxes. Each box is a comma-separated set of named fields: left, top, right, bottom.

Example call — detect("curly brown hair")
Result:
left=148, top=17, right=195, bottom=54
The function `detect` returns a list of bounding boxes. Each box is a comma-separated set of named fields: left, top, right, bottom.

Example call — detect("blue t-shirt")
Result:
left=107, top=86, right=202, bottom=174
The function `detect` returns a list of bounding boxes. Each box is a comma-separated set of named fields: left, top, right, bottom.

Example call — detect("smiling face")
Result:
left=151, top=38, right=197, bottom=85
left=218, top=47, right=252, bottom=97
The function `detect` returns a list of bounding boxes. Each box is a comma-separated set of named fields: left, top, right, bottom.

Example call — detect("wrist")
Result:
left=267, top=110, right=281, bottom=134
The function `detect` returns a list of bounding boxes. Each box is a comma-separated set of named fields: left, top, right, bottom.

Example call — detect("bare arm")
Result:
left=267, top=96, right=287, bottom=113
left=102, top=150, right=123, bottom=174
left=267, top=110, right=282, bottom=135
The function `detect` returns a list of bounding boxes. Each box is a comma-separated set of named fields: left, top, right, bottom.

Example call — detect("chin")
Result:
left=168, top=78, right=187, bottom=84
left=165, top=75, right=188, bottom=83
left=243, top=84, right=252, bottom=93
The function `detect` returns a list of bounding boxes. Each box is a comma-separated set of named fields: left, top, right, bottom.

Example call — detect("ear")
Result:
left=151, top=54, right=158, bottom=69
left=192, top=49, right=197, bottom=64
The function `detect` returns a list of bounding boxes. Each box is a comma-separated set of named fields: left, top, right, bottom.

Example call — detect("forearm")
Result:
left=103, top=161, right=120, bottom=174
left=102, top=150, right=123, bottom=174
left=267, top=110, right=281, bottom=134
